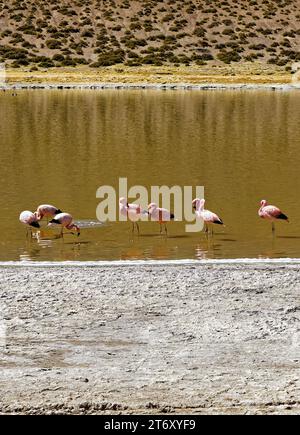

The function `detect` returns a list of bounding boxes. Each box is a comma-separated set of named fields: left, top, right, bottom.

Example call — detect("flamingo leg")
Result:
left=131, top=222, right=135, bottom=233
left=136, top=222, right=140, bottom=235
left=160, top=223, right=162, bottom=234
left=203, top=223, right=209, bottom=239
left=272, top=222, right=275, bottom=235
left=164, top=224, right=168, bottom=235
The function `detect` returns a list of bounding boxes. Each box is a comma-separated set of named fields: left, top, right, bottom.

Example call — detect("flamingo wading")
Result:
left=192, top=198, right=224, bottom=235
left=36, top=204, right=62, bottom=222
left=19, top=211, right=40, bottom=237
left=258, top=200, right=289, bottom=234
left=147, top=203, right=174, bottom=234
left=119, top=197, right=145, bottom=234
left=48, top=213, right=80, bottom=237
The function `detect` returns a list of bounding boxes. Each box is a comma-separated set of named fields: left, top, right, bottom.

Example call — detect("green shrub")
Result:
left=11, top=58, right=30, bottom=67
left=39, top=59, right=55, bottom=68
left=1, top=30, right=12, bottom=37
left=59, top=57, right=77, bottom=66
left=142, top=55, right=163, bottom=65
left=125, top=59, right=142, bottom=66
left=46, top=39, right=62, bottom=49
left=96, top=49, right=125, bottom=66
left=217, top=50, right=241, bottom=63
left=130, top=22, right=142, bottom=31
left=193, top=27, right=206, bottom=37
left=53, top=54, right=65, bottom=62
left=81, top=29, right=94, bottom=38
left=162, top=13, right=174, bottom=22
left=222, top=28, right=235, bottom=36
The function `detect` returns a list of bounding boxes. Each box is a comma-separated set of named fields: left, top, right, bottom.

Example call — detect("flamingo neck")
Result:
left=199, top=202, right=205, bottom=212
left=66, top=223, right=76, bottom=230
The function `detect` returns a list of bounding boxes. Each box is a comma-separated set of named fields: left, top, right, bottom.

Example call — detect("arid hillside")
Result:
left=0, top=0, right=300, bottom=70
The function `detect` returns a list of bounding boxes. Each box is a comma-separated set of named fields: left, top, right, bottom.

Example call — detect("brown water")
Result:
left=1, top=89, right=300, bottom=262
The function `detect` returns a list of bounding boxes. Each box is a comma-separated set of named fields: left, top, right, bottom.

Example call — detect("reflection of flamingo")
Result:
left=19, top=211, right=40, bottom=237
left=36, top=204, right=62, bottom=222
left=258, top=200, right=289, bottom=234
left=193, top=198, right=224, bottom=235
left=119, top=197, right=144, bottom=234
left=148, top=203, right=174, bottom=234
left=48, top=213, right=80, bottom=237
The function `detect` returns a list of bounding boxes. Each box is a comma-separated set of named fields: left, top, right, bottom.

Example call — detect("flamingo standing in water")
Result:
left=147, top=203, right=174, bottom=234
left=258, top=200, right=289, bottom=234
left=35, top=204, right=62, bottom=222
left=48, top=213, right=80, bottom=237
left=119, top=197, right=145, bottom=234
left=19, top=211, right=40, bottom=237
left=192, top=198, right=224, bottom=235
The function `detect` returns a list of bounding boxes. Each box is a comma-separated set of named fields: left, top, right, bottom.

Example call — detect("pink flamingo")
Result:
left=258, top=200, right=289, bottom=234
left=119, top=197, right=146, bottom=233
left=19, top=211, right=40, bottom=237
left=48, top=213, right=80, bottom=237
left=147, top=203, right=174, bottom=234
left=36, top=204, right=62, bottom=222
left=192, top=198, right=224, bottom=235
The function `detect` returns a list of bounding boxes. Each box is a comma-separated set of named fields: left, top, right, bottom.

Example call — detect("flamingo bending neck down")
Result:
left=192, top=198, right=224, bottom=235
left=48, top=213, right=80, bottom=237
left=19, top=211, right=40, bottom=237
left=36, top=204, right=62, bottom=222
left=258, top=200, right=289, bottom=234
left=147, top=203, right=174, bottom=235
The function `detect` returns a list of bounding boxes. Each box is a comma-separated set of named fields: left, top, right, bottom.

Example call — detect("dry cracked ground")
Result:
left=0, top=264, right=299, bottom=415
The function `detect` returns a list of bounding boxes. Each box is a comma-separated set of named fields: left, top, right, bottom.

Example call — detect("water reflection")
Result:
left=1, top=89, right=300, bottom=260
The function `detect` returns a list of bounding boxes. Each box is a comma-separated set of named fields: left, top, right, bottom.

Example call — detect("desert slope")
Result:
left=0, top=0, right=300, bottom=70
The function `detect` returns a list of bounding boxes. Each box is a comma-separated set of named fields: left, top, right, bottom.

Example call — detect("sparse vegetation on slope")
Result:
left=0, top=0, right=300, bottom=70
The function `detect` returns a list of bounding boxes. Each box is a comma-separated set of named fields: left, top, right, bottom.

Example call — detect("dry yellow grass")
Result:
left=5, top=63, right=292, bottom=86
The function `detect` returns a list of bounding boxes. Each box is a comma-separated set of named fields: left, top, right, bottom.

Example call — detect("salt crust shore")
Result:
left=1, top=82, right=300, bottom=90
left=0, top=263, right=299, bottom=415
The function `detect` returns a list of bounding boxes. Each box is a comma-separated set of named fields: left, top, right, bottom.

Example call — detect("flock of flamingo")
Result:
left=19, top=198, right=289, bottom=238
left=19, top=205, right=80, bottom=237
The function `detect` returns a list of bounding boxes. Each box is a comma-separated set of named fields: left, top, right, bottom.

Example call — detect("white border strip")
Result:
left=0, top=258, right=300, bottom=267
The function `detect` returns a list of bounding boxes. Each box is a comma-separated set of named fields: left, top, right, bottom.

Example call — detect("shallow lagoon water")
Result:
left=1, top=89, right=300, bottom=261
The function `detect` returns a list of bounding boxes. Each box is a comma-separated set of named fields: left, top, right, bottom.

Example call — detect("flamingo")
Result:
left=36, top=204, right=62, bottom=222
left=192, top=198, right=224, bottom=235
left=119, top=197, right=146, bottom=234
left=48, top=213, right=80, bottom=237
left=147, top=203, right=174, bottom=234
left=19, top=211, right=40, bottom=237
left=258, top=200, right=289, bottom=234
